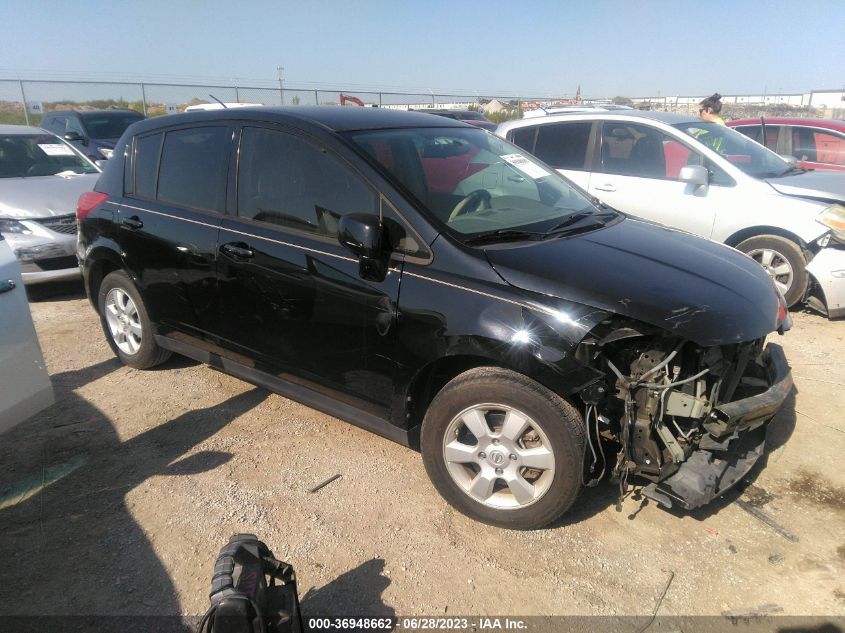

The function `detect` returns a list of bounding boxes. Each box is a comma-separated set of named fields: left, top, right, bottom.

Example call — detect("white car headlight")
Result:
left=817, top=204, right=845, bottom=242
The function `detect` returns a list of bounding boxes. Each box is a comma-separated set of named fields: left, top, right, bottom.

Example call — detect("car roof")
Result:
left=0, top=124, right=53, bottom=135
left=499, top=109, right=698, bottom=132
left=728, top=117, right=845, bottom=131
left=127, top=106, right=468, bottom=136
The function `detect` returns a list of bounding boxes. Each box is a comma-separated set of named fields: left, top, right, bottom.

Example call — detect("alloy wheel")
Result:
left=748, top=247, right=794, bottom=296
left=104, top=288, right=142, bottom=355
left=442, top=403, right=556, bottom=509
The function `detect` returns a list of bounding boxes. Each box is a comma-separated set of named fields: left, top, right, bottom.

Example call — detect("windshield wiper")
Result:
left=542, top=208, right=617, bottom=237
left=464, top=229, right=546, bottom=245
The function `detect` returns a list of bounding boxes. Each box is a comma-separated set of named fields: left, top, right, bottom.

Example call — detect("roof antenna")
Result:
left=209, top=94, right=228, bottom=109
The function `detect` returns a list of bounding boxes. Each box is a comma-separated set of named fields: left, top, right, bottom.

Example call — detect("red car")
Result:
left=728, top=117, right=845, bottom=172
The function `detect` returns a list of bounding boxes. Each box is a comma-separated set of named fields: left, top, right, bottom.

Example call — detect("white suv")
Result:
left=497, top=111, right=845, bottom=316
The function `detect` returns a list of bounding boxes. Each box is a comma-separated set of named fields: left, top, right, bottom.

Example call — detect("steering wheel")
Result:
left=448, top=189, right=492, bottom=223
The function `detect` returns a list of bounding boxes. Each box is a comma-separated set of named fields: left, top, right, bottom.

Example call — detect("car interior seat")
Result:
left=630, top=134, right=666, bottom=178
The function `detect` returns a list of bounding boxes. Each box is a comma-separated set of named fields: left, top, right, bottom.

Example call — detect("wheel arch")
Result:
left=723, top=225, right=808, bottom=252
left=403, top=349, right=600, bottom=449
left=83, top=244, right=124, bottom=312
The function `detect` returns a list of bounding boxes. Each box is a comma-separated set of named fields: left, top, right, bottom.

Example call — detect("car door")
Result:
left=116, top=124, right=232, bottom=340
left=0, top=236, right=54, bottom=433
left=215, top=125, right=402, bottom=419
left=583, top=121, right=728, bottom=239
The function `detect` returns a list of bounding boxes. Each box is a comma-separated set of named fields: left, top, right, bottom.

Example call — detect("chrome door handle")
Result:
left=122, top=215, right=144, bottom=230
left=594, top=184, right=616, bottom=192
left=221, top=243, right=255, bottom=259
left=0, top=279, right=15, bottom=294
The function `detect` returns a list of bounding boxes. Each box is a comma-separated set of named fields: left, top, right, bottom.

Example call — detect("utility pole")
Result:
left=277, top=66, right=285, bottom=105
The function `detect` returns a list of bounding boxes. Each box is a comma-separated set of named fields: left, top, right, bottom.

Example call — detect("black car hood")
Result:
left=484, top=218, right=780, bottom=346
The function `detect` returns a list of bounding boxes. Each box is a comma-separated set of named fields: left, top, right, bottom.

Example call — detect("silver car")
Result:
left=0, top=125, right=100, bottom=284
left=0, top=236, right=54, bottom=433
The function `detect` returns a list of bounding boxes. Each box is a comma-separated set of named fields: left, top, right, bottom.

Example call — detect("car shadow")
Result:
left=24, top=279, right=86, bottom=302
left=0, top=357, right=267, bottom=621
left=301, top=558, right=394, bottom=619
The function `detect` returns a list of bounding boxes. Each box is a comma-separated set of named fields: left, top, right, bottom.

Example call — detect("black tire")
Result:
left=421, top=367, right=585, bottom=530
left=736, top=235, right=807, bottom=307
left=97, top=270, right=171, bottom=369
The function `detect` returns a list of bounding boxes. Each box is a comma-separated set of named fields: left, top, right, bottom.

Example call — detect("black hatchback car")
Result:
left=77, top=107, right=792, bottom=529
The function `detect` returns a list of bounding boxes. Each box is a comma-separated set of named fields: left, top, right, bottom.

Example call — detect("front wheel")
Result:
left=421, top=368, right=585, bottom=529
left=736, top=235, right=807, bottom=307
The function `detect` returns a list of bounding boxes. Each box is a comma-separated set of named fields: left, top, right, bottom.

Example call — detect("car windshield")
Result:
left=346, top=127, right=602, bottom=239
left=0, top=134, right=98, bottom=178
left=80, top=112, right=143, bottom=139
left=672, top=121, right=791, bottom=178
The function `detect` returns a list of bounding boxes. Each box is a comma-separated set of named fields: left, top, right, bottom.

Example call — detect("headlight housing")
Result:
left=817, top=204, right=845, bottom=243
left=0, top=219, right=32, bottom=235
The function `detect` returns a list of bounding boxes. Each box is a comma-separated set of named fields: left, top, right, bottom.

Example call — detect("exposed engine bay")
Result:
left=575, top=317, right=792, bottom=510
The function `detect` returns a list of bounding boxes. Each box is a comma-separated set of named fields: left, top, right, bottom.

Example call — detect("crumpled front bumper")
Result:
left=806, top=246, right=845, bottom=319
left=643, top=343, right=792, bottom=510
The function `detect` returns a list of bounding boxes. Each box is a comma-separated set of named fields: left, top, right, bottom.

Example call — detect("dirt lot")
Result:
left=1, top=282, right=844, bottom=624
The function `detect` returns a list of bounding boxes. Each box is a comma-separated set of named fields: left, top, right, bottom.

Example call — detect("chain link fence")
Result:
left=0, top=78, right=559, bottom=126
left=2, top=78, right=842, bottom=126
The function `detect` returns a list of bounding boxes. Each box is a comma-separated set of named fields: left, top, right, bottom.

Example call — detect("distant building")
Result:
left=482, top=99, right=507, bottom=114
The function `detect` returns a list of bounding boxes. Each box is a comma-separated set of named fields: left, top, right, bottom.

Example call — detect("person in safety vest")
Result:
left=698, top=93, right=726, bottom=125
left=694, top=93, right=727, bottom=152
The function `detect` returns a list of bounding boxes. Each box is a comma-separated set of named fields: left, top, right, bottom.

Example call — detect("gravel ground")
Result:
left=1, top=281, right=843, bottom=623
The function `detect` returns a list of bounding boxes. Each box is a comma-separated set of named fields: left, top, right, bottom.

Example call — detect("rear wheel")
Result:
left=421, top=367, right=584, bottom=529
left=736, top=235, right=807, bottom=307
left=98, top=270, right=171, bottom=369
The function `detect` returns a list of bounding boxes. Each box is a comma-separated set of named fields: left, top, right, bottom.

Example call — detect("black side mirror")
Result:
left=64, top=131, right=83, bottom=142
left=337, top=214, right=387, bottom=281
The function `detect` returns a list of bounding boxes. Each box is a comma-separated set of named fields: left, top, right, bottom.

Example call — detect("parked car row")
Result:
left=74, top=107, right=795, bottom=528
left=2, top=105, right=844, bottom=529
left=0, top=125, right=100, bottom=284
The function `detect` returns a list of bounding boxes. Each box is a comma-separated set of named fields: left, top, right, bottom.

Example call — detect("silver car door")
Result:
left=0, top=236, right=54, bottom=433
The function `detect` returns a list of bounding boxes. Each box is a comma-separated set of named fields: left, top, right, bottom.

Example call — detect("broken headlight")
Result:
left=816, top=204, right=845, bottom=243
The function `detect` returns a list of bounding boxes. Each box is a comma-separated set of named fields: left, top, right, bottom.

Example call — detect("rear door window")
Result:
left=156, top=126, right=230, bottom=212
left=533, top=122, right=592, bottom=170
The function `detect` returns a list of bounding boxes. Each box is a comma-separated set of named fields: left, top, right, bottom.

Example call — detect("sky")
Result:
left=1, top=0, right=844, bottom=99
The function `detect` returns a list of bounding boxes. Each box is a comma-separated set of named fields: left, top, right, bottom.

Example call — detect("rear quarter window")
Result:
left=533, top=122, right=592, bottom=170
left=133, top=133, right=162, bottom=199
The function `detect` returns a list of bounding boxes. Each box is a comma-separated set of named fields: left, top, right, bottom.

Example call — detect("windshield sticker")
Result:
left=501, top=153, right=551, bottom=179
left=37, top=143, right=75, bottom=156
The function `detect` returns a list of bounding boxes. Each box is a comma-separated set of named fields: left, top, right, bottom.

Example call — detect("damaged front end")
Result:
left=575, top=318, right=793, bottom=510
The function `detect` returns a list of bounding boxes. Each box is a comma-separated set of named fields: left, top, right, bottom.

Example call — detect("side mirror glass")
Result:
left=337, top=214, right=387, bottom=281
left=64, top=132, right=83, bottom=142
left=678, top=165, right=709, bottom=187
